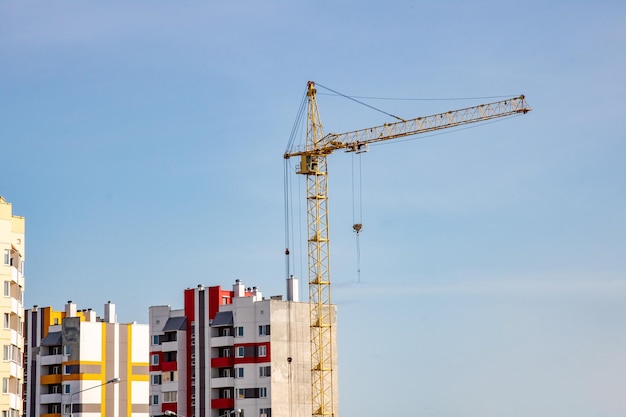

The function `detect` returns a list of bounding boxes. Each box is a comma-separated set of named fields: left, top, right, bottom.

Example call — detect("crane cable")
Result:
left=284, top=88, right=308, bottom=280
left=315, top=82, right=407, bottom=122
left=351, top=153, right=363, bottom=283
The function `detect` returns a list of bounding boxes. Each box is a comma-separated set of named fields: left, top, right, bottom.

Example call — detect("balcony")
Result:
left=211, top=398, right=234, bottom=410
left=210, top=376, right=234, bottom=388
left=211, top=335, right=234, bottom=347
left=162, top=380, right=178, bottom=392
left=41, top=354, right=63, bottom=366
left=8, top=361, right=22, bottom=378
left=40, top=393, right=63, bottom=404
left=8, top=392, right=21, bottom=409
left=10, top=297, right=22, bottom=315
left=10, top=267, right=24, bottom=287
left=9, top=329, right=20, bottom=346
left=162, top=361, right=177, bottom=372
left=41, top=374, right=62, bottom=385
left=211, top=357, right=234, bottom=368
left=162, top=340, right=178, bottom=352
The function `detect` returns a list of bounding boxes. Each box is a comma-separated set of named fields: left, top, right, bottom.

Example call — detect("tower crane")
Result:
left=284, top=81, right=531, bottom=417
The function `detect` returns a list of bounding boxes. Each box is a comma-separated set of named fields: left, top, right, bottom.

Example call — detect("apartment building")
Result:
left=149, top=278, right=336, bottom=417
left=24, top=301, right=149, bottom=417
left=0, top=197, right=25, bottom=417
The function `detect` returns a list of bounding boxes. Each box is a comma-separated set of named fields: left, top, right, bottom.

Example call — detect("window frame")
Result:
left=259, top=366, right=271, bottom=377
left=151, top=374, right=162, bottom=385
left=236, top=346, right=245, bottom=358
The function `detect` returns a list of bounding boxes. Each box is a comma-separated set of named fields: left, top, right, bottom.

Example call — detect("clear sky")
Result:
left=1, top=1, right=625, bottom=416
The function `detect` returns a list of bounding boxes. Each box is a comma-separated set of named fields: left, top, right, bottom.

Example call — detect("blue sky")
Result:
left=1, top=1, right=625, bottom=416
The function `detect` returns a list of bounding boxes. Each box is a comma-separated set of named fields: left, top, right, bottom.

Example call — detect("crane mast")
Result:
left=284, top=81, right=531, bottom=417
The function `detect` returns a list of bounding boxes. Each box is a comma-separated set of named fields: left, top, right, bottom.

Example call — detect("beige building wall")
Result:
left=268, top=299, right=338, bottom=417
left=0, top=197, right=25, bottom=417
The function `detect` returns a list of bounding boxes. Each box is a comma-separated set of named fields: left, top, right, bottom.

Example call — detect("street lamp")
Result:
left=69, top=377, right=120, bottom=417
left=221, top=409, right=242, bottom=417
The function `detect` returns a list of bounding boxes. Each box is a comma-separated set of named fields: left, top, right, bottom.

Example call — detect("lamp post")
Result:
left=69, top=377, right=120, bottom=417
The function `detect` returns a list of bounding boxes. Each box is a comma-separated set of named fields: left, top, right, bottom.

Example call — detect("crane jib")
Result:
left=284, top=95, right=531, bottom=158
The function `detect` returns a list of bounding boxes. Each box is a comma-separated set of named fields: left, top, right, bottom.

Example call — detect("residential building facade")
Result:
left=149, top=278, right=337, bottom=417
left=24, top=301, right=149, bottom=417
left=0, top=197, right=25, bottom=417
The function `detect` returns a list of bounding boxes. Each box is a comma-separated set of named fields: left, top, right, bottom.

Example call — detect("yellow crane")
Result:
left=284, top=81, right=531, bottom=417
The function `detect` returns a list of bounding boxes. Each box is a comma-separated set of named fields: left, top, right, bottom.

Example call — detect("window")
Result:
left=163, top=391, right=177, bottom=403
left=3, top=250, right=9, bottom=266
left=236, top=347, right=245, bottom=358
left=238, top=388, right=267, bottom=399
left=4, top=345, right=20, bottom=364
left=259, top=366, right=271, bottom=377
left=64, top=345, right=71, bottom=355
left=2, top=378, right=7, bottom=393
left=64, top=384, right=70, bottom=394
left=236, top=367, right=244, bottom=378
left=151, top=354, right=159, bottom=365
left=258, top=325, right=270, bottom=336
left=64, top=365, right=71, bottom=375
left=163, top=371, right=177, bottom=382
left=3, top=282, right=9, bottom=297
left=258, top=345, right=267, bottom=357
left=3, top=314, right=9, bottom=329
left=151, top=395, right=159, bottom=405
left=50, top=346, right=61, bottom=355
left=260, top=408, right=271, bottom=417
left=152, top=335, right=160, bottom=345
left=235, top=326, right=244, bottom=337
left=151, top=374, right=162, bottom=385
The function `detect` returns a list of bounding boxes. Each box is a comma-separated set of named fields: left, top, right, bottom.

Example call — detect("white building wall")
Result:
left=132, top=324, right=149, bottom=362
left=80, top=322, right=103, bottom=361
